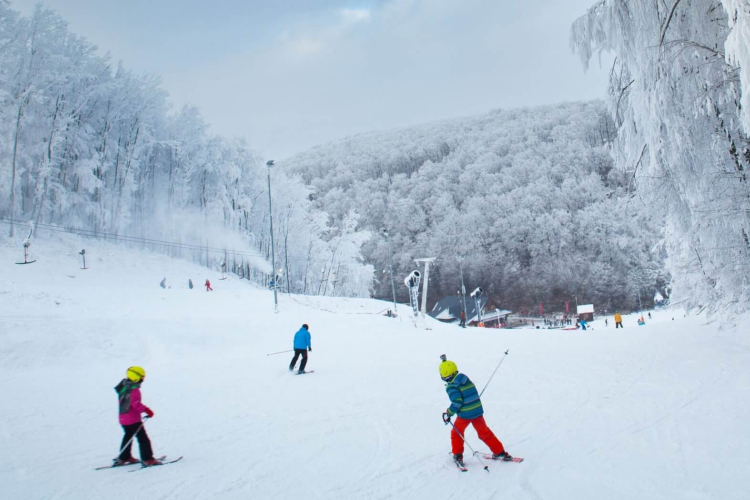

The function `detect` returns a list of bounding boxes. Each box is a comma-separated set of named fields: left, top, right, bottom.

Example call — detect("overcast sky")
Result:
left=10, top=0, right=609, bottom=160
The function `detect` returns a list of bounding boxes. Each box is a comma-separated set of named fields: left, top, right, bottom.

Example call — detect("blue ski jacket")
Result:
left=445, top=373, right=484, bottom=420
left=293, top=327, right=311, bottom=350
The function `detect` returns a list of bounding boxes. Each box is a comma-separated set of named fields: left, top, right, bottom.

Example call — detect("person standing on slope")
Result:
left=205, top=279, right=213, bottom=292
left=289, top=324, right=312, bottom=374
left=439, top=357, right=513, bottom=468
left=113, top=366, right=160, bottom=466
left=614, top=312, right=623, bottom=328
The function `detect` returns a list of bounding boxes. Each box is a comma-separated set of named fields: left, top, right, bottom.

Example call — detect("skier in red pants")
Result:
left=440, top=357, right=514, bottom=468
left=205, top=279, right=212, bottom=291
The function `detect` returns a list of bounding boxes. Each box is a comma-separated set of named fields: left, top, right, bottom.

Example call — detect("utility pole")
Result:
left=457, top=256, right=468, bottom=318
left=381, top=228, right=398, bottom=317
left=415, top=258, right=436, bottom=320
left=267, top=160, right=278, bottom=312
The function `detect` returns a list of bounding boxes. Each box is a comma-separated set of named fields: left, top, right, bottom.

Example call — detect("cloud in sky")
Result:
left=9, top=0, right=611, bottom=159
left=282, top=6, right=372, bottom=56
left=340, top=7, right=371, bottom=25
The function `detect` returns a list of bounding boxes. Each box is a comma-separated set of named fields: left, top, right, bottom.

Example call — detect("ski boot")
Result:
left=112, top=457, right=140, bottom=466
left=142, top=458, right=163, bottom=467
left=453, top=454, right=466, bottom=467
left=492, top=452, right=514, bottom=461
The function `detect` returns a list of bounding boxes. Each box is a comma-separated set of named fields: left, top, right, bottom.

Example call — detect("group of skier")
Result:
left=110, top=323, right=515, bottom=471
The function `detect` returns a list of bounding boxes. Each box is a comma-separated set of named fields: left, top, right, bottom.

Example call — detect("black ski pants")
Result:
left=290, top=348, right=308, bottom=371
left=616, top=322, right=623, bottom=329
left=119, top=422, right=153, bottom=461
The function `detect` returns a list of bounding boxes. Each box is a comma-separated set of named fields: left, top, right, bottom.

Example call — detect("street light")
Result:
left=457, top=256, right=468, bottom=320
left=381, top=228, right=398, bottom=317
left=267, top=160, right=278, bottom=312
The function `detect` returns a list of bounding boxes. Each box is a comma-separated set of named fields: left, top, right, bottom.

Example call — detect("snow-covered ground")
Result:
left=2, top=234, right=750, bottom=500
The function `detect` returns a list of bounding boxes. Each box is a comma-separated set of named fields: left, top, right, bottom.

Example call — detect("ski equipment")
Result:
left=267, top=349, right=295, bottom=356
left=453, top=454, right=468, bottom=472
left=127, top=366, right=146, bottom=382
left=478, top=350, right=509, bottom=398
left=443, top=414, right=489, bottom=472
left=478, top=452, right=524, bottom=463
left=439, top=357, right=458, bottom=381
left=95, top=455, right=166, bottom=470
left=130, top=456, right=183, bottom=471
left=117, top=417, right=149, bottom=456
left=295, top=370, right=314, bottom=375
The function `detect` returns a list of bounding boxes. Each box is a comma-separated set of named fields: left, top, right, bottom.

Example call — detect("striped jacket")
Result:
left=445, top=373, right=484, bottom=420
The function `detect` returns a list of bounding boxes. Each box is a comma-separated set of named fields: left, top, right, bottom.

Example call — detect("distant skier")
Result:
left=459, top=310, right=466, bottom=328
left=648, top=312, right=652, bottom=320
left=159, top=278, right=166, bottom=289
left=439, top=357, right=513, bottom=469
left=188, top=279, right=193, bottom=290
left=605, top=318, right=608, bottom=327
left=113, top=366, right=160, bottom=466
left=614, top=312, right=623, bottom=329
left=289, top=324, right=312, bottom=374
left=580, top=319, right=588, bottom=330
left=205, top=279, right=212, bottom=291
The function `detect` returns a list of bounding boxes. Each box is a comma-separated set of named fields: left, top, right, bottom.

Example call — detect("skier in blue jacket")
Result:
left=289, top=324, right=312, bottom=374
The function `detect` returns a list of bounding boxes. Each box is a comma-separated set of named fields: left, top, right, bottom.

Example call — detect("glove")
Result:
left=308, top=347, right=312, bottom=352
left=144, top=407, right=154, bottom=418
left=442, top=412, right=452, bottom=424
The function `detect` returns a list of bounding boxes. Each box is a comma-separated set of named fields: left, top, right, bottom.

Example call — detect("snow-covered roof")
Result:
left=429, top=295, right=488, bottom=322
left=577, top=304, right=594, bottom=314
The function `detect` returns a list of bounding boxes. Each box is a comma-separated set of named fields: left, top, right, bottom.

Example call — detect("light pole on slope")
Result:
left=267, top=160, right=278, bottom=312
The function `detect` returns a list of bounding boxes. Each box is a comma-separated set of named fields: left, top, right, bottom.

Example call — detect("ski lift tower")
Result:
left=414, top=258, right=436, bottom=320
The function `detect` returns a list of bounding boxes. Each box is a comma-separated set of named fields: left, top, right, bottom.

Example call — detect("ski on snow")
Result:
left=477, top=453, right=524, bottom=463
left=453, top=457, right=468, bottom=472
left=295, top=370, right=314, bottom=375
left=129, top=456, right=183, bottom=471
left=95, top=455, right=166, bottom=470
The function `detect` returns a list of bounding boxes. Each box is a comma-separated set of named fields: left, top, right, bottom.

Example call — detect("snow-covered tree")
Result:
left=282, top=101, right=664, bottom=311
left=572, top=0, right=750, bottom=312
left=0, top=3, right=372, bottom=297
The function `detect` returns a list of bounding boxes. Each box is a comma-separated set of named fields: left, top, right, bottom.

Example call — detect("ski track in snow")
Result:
left=1, top=234, right=750, bottom=499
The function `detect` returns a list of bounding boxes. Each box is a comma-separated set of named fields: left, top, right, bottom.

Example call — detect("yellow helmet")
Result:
left=439, top=360, right=458, bottom=381
left=126, top=366, right=146, bottom=382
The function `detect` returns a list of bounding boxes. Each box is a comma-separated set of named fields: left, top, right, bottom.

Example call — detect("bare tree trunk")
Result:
left=8, top=101, right=25, bottom=237
left=33, top=94, right=64, bottom=226
left=303, top=239, right=313, bottom=295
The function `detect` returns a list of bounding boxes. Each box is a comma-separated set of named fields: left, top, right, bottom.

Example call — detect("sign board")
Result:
left=577, top=304, right=594, bottom=315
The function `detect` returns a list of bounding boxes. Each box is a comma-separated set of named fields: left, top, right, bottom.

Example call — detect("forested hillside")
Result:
left=0, top=3, right=373, bottom=297
left=282, top=101, right=666, bottom=311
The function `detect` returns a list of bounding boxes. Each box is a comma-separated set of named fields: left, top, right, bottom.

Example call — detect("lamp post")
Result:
left=267, top=160, right=278, bottom=312
left=381, top=228, right=398, bottom=317
left=457, top=256, right=468, bottom=319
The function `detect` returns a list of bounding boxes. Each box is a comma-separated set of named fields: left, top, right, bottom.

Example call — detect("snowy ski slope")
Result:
left=1, top=234, right=749, bottom=500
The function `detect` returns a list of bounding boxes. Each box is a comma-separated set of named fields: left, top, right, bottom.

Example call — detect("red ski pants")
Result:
left=451, top=416, right=505, bottom=456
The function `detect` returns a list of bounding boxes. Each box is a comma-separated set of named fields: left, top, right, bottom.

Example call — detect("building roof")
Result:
left=429, top=295, right=488, bottom=323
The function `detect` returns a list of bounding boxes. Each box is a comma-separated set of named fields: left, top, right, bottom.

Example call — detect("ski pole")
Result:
left=443, top=414, right=489, bottom=472
left=118, top=416, right=149, bottom=457
left=266, top=349, right=294, bottom=356
left=478, top=349, right=509, bottom=399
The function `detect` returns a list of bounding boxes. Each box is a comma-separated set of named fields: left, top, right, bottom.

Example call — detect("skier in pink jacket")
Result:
left=113, top=366, right=160, bottom=466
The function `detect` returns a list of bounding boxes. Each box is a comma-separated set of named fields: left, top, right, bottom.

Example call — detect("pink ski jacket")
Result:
left=116, top=380, right=149, bottom=426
